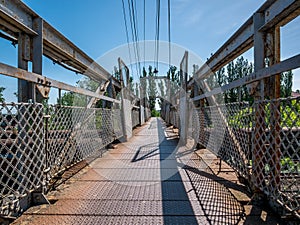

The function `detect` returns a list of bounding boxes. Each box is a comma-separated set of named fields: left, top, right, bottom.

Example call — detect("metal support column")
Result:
left=179, top=51, right=189, bottom=145
left=18, top=33, right=35, bottom=103
left=119, top=58, right=132, bottom=141
left=252, top=12, right=267, bottom=198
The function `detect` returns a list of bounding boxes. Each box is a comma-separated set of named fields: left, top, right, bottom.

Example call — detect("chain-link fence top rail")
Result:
left=191, top=97, right=300, bottom=218
left=0, top=103, right=45, bottom=216
left=0, top=103, right=122, bottom=217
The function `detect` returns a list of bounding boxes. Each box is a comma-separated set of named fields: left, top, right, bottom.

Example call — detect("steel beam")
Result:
left=0, top=0, right=113, bottom=84
left=42, top=21, right=111, bottom=82
left=0, top=62, right=120, bottom=103
left=259, top=0, right=300, bottom=31
left=193, top=54, right=300, bottom=101
left=191, top=0, right=300, bottom=84
left=0, top=0, right=37, bottom=36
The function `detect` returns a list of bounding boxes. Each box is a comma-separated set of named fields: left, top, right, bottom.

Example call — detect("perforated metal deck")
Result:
left=13, top=118, right=246, bottom=225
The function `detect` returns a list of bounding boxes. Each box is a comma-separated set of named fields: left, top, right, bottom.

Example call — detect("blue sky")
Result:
left=0, top=0, right=299, bottom=102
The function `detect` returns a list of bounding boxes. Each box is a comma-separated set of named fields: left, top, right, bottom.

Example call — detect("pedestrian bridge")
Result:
left=0, top=0, right=299, bottom=224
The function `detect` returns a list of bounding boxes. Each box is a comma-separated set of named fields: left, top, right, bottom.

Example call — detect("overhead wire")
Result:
left=127, top=0, right=139, bottom=79
left=121, top=0, right=134, bottom=78
left=168, top=0, right=171, bottom=69
left=131, top=0, right=142, bottom=78
left=143, top=0, right=146, bottom=69
left=154, top=0, right=160, bottom=73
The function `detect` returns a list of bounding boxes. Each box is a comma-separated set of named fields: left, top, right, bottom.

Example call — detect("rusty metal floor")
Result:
left=13, top=118, right=282, bottom=225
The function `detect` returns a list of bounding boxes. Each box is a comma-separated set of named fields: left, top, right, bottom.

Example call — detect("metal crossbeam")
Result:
left=190, top=0, right=300, bottom=84
left=193, top=54, right=300, bottom=101
left=0, top=0, right=112, bottom=83
left=0, top=62, right=120, bottom=103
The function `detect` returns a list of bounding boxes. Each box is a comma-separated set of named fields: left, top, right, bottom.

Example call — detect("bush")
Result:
left=151, top=109, right=160, bottom=117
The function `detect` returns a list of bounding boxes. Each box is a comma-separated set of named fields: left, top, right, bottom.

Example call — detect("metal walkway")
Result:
left=12, top=118, right=281, bottom=225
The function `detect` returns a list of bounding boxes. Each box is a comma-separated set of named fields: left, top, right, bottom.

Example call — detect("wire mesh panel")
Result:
left=252, top=97, right=300, bottom=217
left=113, top=109, right=123, bottom=139
left=0, top=103, right=45, bottom=216
left=145, top=108, right=151, bottom=120
left=131, top=109, right=140, bottom=128
left=169, top=107, right=179, bottom=128
left=46, top=106, right=122, bottom=178
left=194, top=102, right=252, bottom=179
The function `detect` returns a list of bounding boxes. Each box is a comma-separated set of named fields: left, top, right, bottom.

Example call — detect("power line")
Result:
left=121, top=0, right=133, bottom=77
left=127, top=0, right=142, bottom=79
left=131, top=0, right=142, bottom=78
left=127, top=0, right=138, bottom=79
left=154, top=0, right=160, bottom=72
left=143, top=0, right=146, bottom=69
left=168, top=0, right=171, bottom=69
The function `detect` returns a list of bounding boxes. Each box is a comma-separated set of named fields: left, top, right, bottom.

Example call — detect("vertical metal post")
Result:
left=252, top=12, right=266, bottom=193
left=18, top=33, right=34, bottom=102
left=119, top=58, right=132, bottom=141
left=58, top=89, right=62, bottom=105
left=179, top=51, right=189, bottom=145
left=32, top=17, right=43, bottom=102
left=267, top=27, right=281, bottom=191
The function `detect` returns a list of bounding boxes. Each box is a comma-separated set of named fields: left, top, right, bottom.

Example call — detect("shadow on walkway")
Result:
left=157, top=118, right=199, bottom=224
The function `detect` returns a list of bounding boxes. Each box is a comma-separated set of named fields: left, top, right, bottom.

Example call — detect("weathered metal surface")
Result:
left=0, top=62, right=121, bottom=103
left=43, top=21, right=111, bottom=82
left=193, top=54, right=300, bottom=101
left=0, top=0, right=37, bottom=36
left=190, top=0, right=300, bottom=85
left=0, top=103, right=45, bottom=218
left=12, top=118, right=251, bottom=225
left=0, top=103, right=123, bottom=218
left=0, top=0, right=113, bottom=83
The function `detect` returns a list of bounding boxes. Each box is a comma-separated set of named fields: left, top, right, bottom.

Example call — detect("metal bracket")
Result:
left=31, top=192, right=49, bottom=205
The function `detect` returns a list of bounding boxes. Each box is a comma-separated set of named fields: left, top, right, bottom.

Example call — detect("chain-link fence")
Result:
left=0, top=103, right=123, bottom=217
left=252, top=97, right=300, bottom=217
left=0, top=103, right=45, bottom=216
left=169, top=106, right=180, bottom=129
left=145, top=107, right=151, bottom=121
left=193, top=102, right=251, bottom=180
left=46, top=106, right=122, bottom=178
left=191, top=98, right=300, bottom=218
left=131, top=109, right=140, bottom=128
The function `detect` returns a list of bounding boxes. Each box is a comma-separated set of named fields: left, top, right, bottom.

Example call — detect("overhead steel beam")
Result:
left=0, top=0, right=37, bottom=36
left=259, top=0, right=300, bottom=31
left=192, top=0, right=300, bottom=83
left=0, top=30, right=17, bottom=43
left=0, top=62, right=120, bottom=103
left=42, top=21, right=111, bottom=82
left=0, top=0, right=114, bottom=84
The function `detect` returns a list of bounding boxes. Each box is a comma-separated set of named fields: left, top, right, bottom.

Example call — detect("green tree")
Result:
left=281, top=71, right=293, bottom=97
left=167, top=66, right=179, bottom=97
left=60, top=92, right=74, bottom=106
left=226, top=61, right=237, bottom=103
left=222, top=56, right=253, bottom=103
left=0, top=87, right=5, bottom=102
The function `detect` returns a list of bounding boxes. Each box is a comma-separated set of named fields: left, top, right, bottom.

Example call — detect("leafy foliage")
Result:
left=229, top=100, right=300, bottom=128
left=0, top=87, right=5, bottom=102
left=281, top=71, right=293, bottom=97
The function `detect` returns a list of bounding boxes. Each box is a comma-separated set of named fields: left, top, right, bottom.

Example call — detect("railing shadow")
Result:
left=180, top=158, right=245, bottom=225
left=157, top=118, right=199, bottom=224
left=130, top=143, right=159, bottom=162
